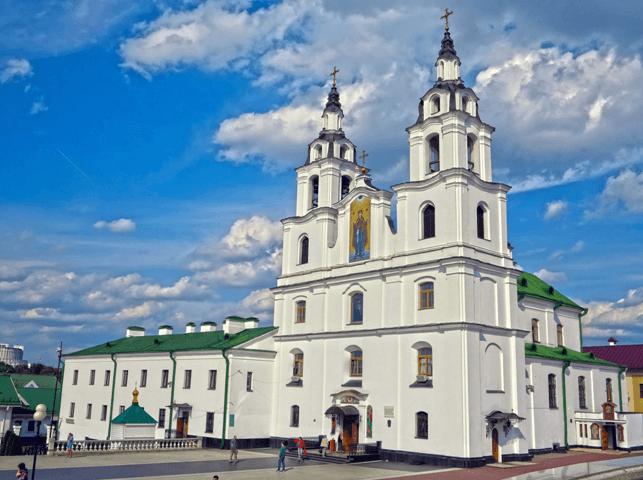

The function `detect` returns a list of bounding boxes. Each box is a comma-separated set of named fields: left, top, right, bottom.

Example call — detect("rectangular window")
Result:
left=69, top=402, right=75, bottom=418
left=290, top=405, right=299, bottom=428
left=158, top=409, right=166, bottom=428
left=208, top=370, right=217, bottom=390
left=640, top=383, right=643, bottom=399
left=86, top=404, right=92, bottom=419
left=101, top=405, right=108, bottom=421
left=419, top=283, right=434, bottom=310
left=140, top=370, right=147, bottom=388
left=104, top=370, right=111, bottom=386
left=246, top=372, right=253, bottom=392
left=296, top=301, right=306, bottom=323
left=89, top=370, right=95, bottom=385
left=350, top=351, right=363, bottom=376
left=27, top=421, right=35, bottom=432
left=121, top=370, right=128, bottom=387
left=418, top=348, right=433, bottom=376
left=293, top=354, right=304, bottom=376
left=72, top=370, right=78, bottom=385
left=119, top=405, right=125, bottom=414
left=184, top=370, right=192, bottom=389
left=549, top=374, right=557, bottom=409
left=205, top=412, right=214, bottom=433
left=161, top=370, right=169, bottom=388
left=579, top=423, right=583, bottom=438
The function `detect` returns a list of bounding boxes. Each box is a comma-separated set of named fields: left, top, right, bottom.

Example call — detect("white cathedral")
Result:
left=58, top=27, right=643, bottom=466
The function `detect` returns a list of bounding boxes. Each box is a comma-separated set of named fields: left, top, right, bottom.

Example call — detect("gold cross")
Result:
left=359, top=150, right=369, bottom=169
left=440, top=8, right=454, bottom=30
left=330, top=67, right=340, bottom=86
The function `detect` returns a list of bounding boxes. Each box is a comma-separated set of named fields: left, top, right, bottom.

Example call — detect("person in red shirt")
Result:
left=295, top=437, right=306, bottom=462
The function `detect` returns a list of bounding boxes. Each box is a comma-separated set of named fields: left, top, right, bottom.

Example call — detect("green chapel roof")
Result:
left=0, top=376, right=22, bottom=406
left=16, top=387, right=61, bottom=415
left=10, top=374, right=59, bottom=390
left=517, top=272, right=583, bottom=311
left=112, top=402, right=157, bottom=424
left=525, top=343, right=623, bottom=368
left=64, top=326, right=277, bottom=357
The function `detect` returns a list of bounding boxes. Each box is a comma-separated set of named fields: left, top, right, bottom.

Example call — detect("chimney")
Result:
left=200, top=321, right=217, bottom=332
left=185, top=322, right=196, bottom=333
left=608, top=337, right=618, bottom=346
left=223, top=316, right=257, bottom=335
left=159, top=325, right=173, bottom=336
left=126, top=326, right=145, bottom=337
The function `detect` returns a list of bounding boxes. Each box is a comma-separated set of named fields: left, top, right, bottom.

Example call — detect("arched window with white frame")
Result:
left=299, top=236, right=309, bottom=265
left=341, top=176, right=351, bottom=199
left=293, top=352, right=304, bottom=377
left=477, top=204, right=487, bottom=239
left=350, top=293, right=363, bottom=324
left=295, top=301, right=306, bottom=324
left=416, top=412, right=428, bottom=439
left=428, top=135, right=440, bottom=173
left=422, top=204, right=435, bottom=239
left=532, top=319, right=539, bottom=343
left=419, top=282, right=434, bottom=310
left=310, top=176, right=319, bottom=209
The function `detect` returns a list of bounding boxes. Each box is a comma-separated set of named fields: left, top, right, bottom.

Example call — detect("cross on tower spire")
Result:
left=440, top=8, right=454, bottom=30
left=330, top=67, right=340, bottom=87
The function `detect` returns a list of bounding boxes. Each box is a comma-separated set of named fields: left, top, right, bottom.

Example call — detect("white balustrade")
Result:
left=47, top=437, right=202, bottom=455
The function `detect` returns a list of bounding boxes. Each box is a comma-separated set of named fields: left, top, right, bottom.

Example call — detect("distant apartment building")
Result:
left=0, top=344, right=27, bottom=367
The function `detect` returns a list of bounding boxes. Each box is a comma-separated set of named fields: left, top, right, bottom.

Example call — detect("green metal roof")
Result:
left=16, top=387, right=61, bottom=415
left=186, top=322, right=196, bottom=326
left=200, top=321, right=217, bottom=325
left=127, top=326, right=145, bottom=331
left=526, top=343, right=623, bottom=367
left=517, top=272, right=583, bottom=310
left=112, top=402, right=157, bottom=424
left=0, top=376, right=22, bottom=406
left=159, top=325, right=173, bottom=329
left=65, top=326, right=277, bottom=357
left=11, top=374, right=59, bottom=390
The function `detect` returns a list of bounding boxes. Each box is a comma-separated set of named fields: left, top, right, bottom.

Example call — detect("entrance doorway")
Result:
left=492, top=428, right=499, bottom=462
left=177, top=412, right=189, bottom=438
left=601, top=426, right=608, bottom=450
left=342, top=415, right=359, bottom=453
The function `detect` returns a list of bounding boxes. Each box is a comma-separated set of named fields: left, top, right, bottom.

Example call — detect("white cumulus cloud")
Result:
left=532, top=268, right=567, bottom=284
left=0, top=58, right=33, bottom=83
left=30, top=97, right=48, bottom=115
left=544, top=200, right=568, bottom=220
left=94, top=218, right=136, bottom=233
left=586, top=169, right=643, bottom=219
left=114, top=301, right=163, bottom=320
left=241, top=288, right=274, bottom=312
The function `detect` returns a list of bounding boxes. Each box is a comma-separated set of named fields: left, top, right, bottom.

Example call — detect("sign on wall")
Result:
left=384, top=406, right=394, bottom=418
left=350, top=196, right=370, bottom=262
left=229, top=414, right=234, bottom=427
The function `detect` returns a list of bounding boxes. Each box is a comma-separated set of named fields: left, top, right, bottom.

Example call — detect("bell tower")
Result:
left=294, top=73, right=362, bottom=217
left=407, top=24, right=494, bottom=182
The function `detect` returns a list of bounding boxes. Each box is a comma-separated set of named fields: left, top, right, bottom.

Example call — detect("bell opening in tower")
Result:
left=429, top=136, right=440, bottom=173
left=341, top=176, right=351, bottom=199
left=310, top=176, right=319, bottom=209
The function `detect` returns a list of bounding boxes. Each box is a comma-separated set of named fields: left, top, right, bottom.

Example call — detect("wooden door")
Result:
left=352, top=422, right=359, bottom=451
left=492, top=428, right=499, bottom=462
left=182, top=412, right=189, bottom=437
left=601, top=426, right=608, bottom=450
left=176, top=417, right=184, bottom=438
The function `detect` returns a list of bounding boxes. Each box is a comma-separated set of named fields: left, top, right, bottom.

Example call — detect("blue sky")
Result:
left=1, top=0, right=643, bottom=365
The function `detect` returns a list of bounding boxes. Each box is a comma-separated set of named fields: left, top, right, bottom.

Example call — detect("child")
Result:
left=16, top=463, right=28, bottom=479
left=277, top=441, right=287, bottom=472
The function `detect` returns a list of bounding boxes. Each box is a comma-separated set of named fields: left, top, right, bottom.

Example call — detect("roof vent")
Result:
left=588, top=352, right=596, bottom=359
left=154, top=339, right=160, bottom=345
left=126, top=326, right=145, bottom=338
left=608, top=337, right=618, bottom=346
left=561, top=348, right=568, bottom=355
left=223, top=316, right=257, bottom=334
left=186, top=322, right=196, bottom=334
left=159, top=325, right=173, bottom=336
left=530, top=344, right=537, bottom=351
left=548, top=286, right=554, bottom=295
left=520, top=278, right=527, bottom=287
left=106, top=342, right=111, bottom=348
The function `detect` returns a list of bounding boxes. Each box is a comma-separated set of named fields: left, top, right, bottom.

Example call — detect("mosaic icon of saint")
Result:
left=352, top=210, right=368, bottom=259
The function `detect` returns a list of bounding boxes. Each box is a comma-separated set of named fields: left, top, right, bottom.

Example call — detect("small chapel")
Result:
left=58, top=14, right=643, bottom=467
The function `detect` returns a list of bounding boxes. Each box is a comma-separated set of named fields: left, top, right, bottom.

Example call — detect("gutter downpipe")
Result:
left=618, top=366, right=626, bottom=411
left=220, top=349, right=231, bottom=449
left=562, top=360, right=571, bottom=450
left=578, top=308, right=588, bottom=351
left=169, top=351, right=177, bottom=431
left=107, top=354, right=117, bottom=440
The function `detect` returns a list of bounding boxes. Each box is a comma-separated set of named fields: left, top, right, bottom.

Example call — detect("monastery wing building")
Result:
left=58, top=26, right=643, bottom=467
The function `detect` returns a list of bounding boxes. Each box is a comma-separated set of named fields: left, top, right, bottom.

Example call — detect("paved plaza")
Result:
left=1, top=448, right=643, bottom=480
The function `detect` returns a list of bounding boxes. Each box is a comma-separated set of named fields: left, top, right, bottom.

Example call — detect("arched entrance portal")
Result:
left=492, top=428, right=499, bottom=462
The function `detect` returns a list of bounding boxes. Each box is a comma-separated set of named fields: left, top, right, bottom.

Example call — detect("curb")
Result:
left=578, top=465, right=643, bottom=480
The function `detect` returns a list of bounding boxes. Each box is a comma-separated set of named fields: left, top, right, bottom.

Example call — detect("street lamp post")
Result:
left=31, top=404, right=46, bottom=480
left=50, top=343, right=62, bottom=440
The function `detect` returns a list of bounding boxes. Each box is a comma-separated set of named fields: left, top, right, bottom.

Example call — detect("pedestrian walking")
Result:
left=295, top=437, right=306, bottom=462
left=213, top=476, right=219, bottom=480
left=16, top=462, right=28, bottom=479
left=277, top=441, right=287, bottom=472
left=66, top=433, right=74, bottom=458
left=229, top=435, right=239, bottom=463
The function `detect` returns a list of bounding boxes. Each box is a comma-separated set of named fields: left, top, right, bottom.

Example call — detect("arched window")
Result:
left=295, top=301, right=306, bottom=324
left=549, top=374, right=557, bottom=408
left=341, top=176, right=351, bottom=199
left=579, top=376, right=587, bottom=409
left=293, top=353, right=304, bottom=377
left=557, top=325, right=564, bottom=347
left=300, top=237, right=309, bottom=265
left=290, top=405, right=299, bottom=427
left=418, top=347, right=433, bottom=376
left=419, top=282, right=434, bottom=310
left=351, top=293, right=363, bottom=324
left=485, top=344, right=503, bottom=392
left=532, top=319, right=539, bottom=343
left=422, top=205, right=435, bottom=239
left=429, top=136, right=440, bottom=172
left=467, top=134, right=479, bottom=174
left=416, top=412, right=428, bottom=439
left=314, top=144, right=323, bottom=160
left=310, top=176, right=319, bottom=209
left=340, top=144, right=349, bottom=160
left=467, top=136, right=474, bottom=171
left=462, top=96, right=469, bottom=113
left=606, top=378, right=613, bottom=403
left=477, top=205, right=486, bottom=239
left=431, top=96, right=440, bottom=114
left=350, top=350, right=362, bottom=376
